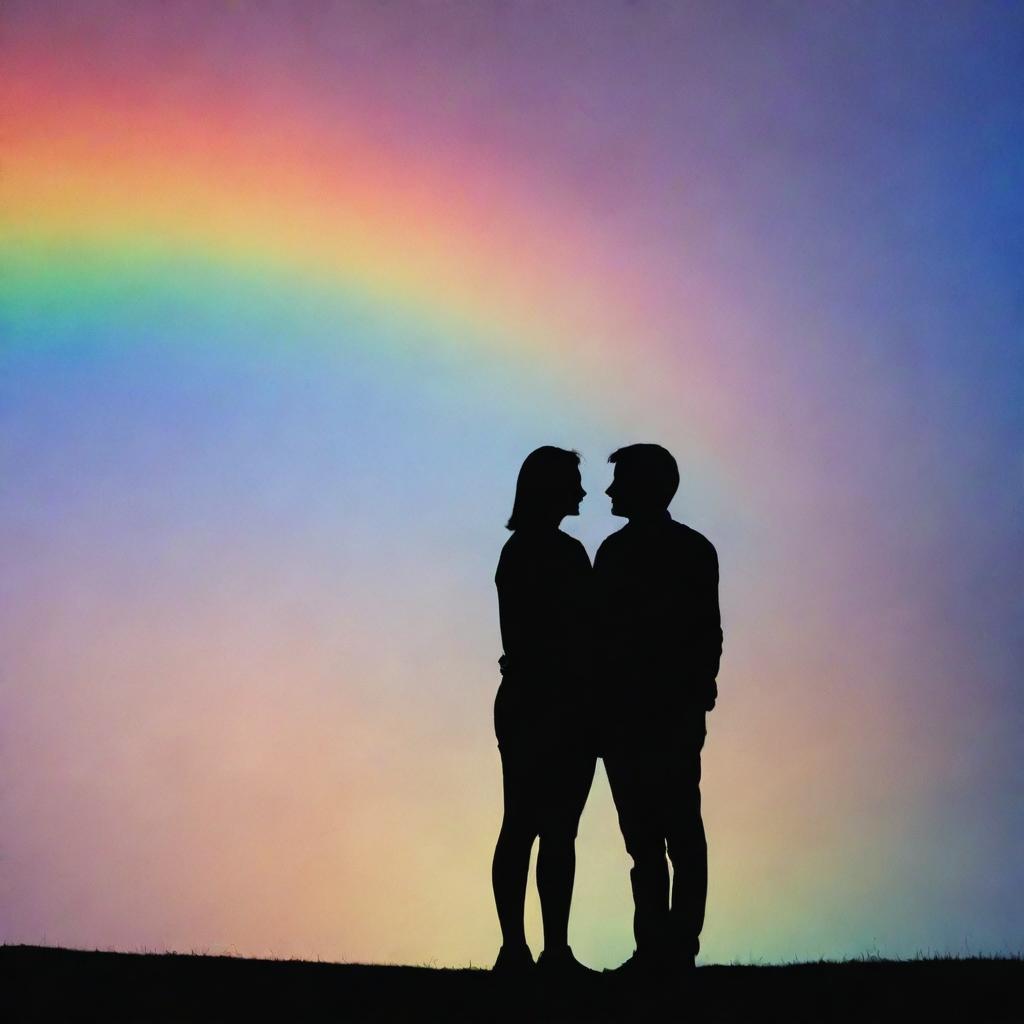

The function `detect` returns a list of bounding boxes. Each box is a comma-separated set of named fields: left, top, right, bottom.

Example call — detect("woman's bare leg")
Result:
left=492, top=819, right=534, bottom=949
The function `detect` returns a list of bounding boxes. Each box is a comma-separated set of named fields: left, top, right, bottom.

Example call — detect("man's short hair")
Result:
left=608, top=443, right=679, bottom=509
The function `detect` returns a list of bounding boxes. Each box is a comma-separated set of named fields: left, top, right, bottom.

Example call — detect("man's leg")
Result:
left=605, top=750, right=671, bottom=959
left=665, top=716, right=707, bottom=960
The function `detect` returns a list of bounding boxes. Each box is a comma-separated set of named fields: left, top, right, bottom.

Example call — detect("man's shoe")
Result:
left=605, top=950, right=673, bottom=979
left=492, top=943, right=535, bottom=975
left=606, top=950, right=643, bottom=975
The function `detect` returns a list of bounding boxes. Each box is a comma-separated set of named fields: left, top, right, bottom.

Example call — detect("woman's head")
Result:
left=506, top=447, right=585, bottom=530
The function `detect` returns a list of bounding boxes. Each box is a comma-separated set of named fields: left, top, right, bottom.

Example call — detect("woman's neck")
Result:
left=516, top=517, right=562, bottom=533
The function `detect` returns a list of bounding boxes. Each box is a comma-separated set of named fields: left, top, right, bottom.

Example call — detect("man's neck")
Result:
left=625, top=509, right=672, bottom=526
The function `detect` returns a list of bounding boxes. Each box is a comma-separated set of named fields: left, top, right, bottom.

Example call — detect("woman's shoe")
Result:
left=492, top=943, right=535, bottom=974
left=536, top=945, right=595, bottom=977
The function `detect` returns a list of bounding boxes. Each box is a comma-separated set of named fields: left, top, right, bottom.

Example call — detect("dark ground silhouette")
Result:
left=5, top=945, right=1021, bottom=1022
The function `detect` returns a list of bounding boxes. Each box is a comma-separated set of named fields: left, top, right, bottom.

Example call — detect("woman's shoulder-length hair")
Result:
left=506, top=446, right=581, bottom=531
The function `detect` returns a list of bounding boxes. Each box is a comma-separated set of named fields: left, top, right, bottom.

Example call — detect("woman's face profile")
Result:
left=509, top=448, right=585, bottom=529
left=564, top=468, right=586, bottom=517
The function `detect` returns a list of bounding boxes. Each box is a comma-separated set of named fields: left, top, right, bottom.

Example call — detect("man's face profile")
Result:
left=606, top=465, right=631, bottom=518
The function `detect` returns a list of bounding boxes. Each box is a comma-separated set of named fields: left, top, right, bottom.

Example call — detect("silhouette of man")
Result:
left=594, top=444, right=722, bottom=974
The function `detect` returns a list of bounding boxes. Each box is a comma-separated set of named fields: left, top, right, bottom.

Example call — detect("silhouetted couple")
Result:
left=492, top=444, right=722, bottom=981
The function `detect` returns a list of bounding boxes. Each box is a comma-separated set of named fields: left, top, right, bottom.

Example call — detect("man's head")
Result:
left=606, top=443, right=679, bottom=519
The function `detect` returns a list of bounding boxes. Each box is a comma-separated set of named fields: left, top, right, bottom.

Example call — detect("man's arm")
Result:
left=694, top=538, right=722, bottom=709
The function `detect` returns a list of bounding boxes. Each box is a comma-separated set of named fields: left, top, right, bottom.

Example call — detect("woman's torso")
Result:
left=494, top=528, right=592, bottom=745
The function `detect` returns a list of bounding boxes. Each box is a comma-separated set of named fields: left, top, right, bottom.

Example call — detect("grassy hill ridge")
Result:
left=4, top=944, right=1021, bottom=1021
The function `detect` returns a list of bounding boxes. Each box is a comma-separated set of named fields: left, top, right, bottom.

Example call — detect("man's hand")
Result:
left=701, top=677, right=718, bottom=712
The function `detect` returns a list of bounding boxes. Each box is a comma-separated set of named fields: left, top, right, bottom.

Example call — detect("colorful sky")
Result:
left=2, top=1, right=1022, bottom=966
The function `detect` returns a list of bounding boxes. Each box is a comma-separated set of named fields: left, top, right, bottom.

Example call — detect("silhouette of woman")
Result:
left=492, top=446, right=596, bottom=975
